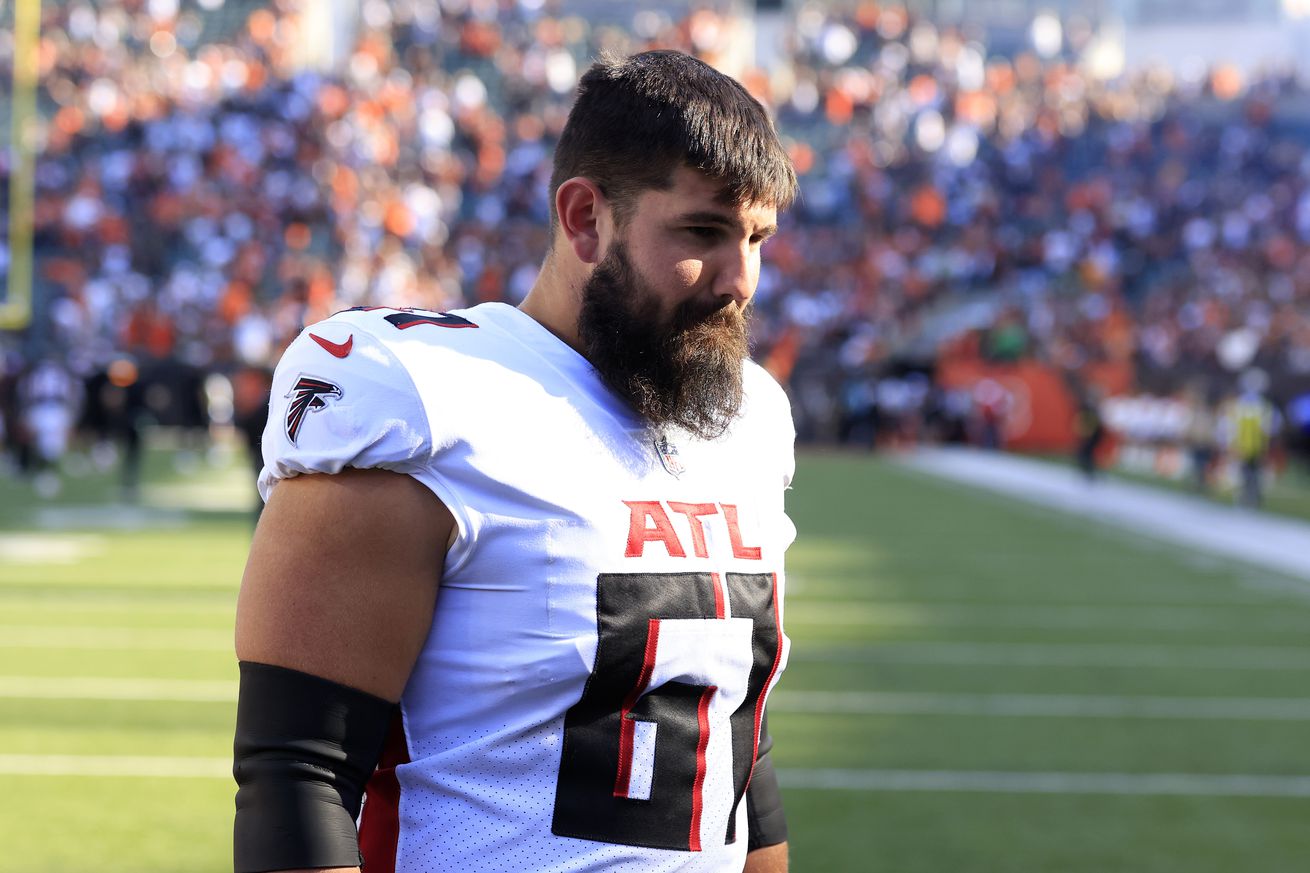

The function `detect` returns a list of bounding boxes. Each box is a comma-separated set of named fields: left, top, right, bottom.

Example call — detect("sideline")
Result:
left=899, top=448, right=1310, bottom=582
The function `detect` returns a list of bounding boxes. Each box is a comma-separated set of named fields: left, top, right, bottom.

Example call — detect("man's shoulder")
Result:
left=302, top=303, right=528, bottom=383
left=264, top=304, right=510, bottom=458
left=318, top=304, right=492, bottom=349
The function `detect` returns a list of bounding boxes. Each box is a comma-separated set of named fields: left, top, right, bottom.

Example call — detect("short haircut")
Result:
left=549, top=50, right=798, bottom=228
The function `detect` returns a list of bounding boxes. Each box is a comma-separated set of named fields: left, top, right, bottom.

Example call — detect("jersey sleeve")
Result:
left=744, top=361, right=797, bottom=490
left=257, top=321, right=433, bottom=502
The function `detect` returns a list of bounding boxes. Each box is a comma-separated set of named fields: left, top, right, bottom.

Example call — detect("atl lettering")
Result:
left=622, top=500, right=763, bottom=560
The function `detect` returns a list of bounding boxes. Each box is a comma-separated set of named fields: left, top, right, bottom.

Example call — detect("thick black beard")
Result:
left=577, top=241, right=749, bottom=440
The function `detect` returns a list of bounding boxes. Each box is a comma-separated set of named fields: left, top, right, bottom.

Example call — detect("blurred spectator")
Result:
left=1289, top=391, right=1310, bottom=462
left=1073, top=388, right=1105, bottom=481
left=231, top=360, right=272, bottom=515
left=82, top=356, right=149, bottom=500
left=19, top=358, right=80, bottom=496
left=972, top=378, right=1010, bottom=450
left=1181, top=382, right=1219, bottom=492
left=1222, top=368, right=1281, bottom=508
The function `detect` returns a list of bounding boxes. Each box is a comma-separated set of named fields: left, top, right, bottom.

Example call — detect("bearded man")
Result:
left=233, top=49, right=798, bottom=873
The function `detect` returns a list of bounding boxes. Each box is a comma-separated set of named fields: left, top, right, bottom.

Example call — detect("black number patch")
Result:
left=552, top=572, right=782, bottom=852
left=337, top=306, right=479, bottom=329
left=383, top=311, right=478, bottom=330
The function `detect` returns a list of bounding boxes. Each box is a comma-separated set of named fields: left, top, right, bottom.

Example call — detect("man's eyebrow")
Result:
left=673, top=210, right=778, bottom=238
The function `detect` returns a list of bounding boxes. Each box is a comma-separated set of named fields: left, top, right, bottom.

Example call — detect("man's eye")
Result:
left=686, top=226, right=720, bottom=240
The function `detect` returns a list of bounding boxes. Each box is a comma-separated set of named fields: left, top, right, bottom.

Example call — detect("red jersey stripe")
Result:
left=358, top=709, right=411, bottom=873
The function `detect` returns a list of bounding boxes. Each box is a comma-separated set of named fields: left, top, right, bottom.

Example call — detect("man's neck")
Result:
left=519, top=249, right=586, bottom=354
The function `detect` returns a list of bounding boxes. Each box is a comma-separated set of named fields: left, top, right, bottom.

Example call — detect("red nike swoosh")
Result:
left=309, top=333, right=353, bottom=358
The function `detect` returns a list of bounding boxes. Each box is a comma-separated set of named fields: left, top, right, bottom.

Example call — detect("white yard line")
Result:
left=32, top=505, right=186, bottom=530
left=2, top=599, right=234, bottom=614
left=5, top=754, right=1310, bottom=795
left=785, top=600, right=1308, bottom=632
left=772, top=690, right=1310, bottom=720
left=793, top=641, right=1310, bottom=670
left=0, top=626, right=232, bottom=651
left=790, top=584, right=1285, bottom=607
left=899, top=448, right=1310, bottom=582
left=778, top=768, right=1310, bottom=797
left=0, top=754, right=230, bottom=778
left=0, top=676, right=236, bottom=702
left=0, top=534, right=106, bottom=564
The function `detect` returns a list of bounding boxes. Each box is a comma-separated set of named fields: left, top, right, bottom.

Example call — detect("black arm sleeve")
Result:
left=746, top=712, right=788, bottom=850
left=232, top=660, right=394, bottom=873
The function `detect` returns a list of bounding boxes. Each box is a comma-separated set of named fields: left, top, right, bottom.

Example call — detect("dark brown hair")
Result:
left=549, top=50, right=798, bottom=228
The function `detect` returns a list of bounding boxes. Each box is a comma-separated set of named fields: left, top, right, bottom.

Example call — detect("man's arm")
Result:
left=742, top=708, right=788, bottom=872
left=234, top=467, right=454, bottom=873
left=745, top=842, right=788, bottom=873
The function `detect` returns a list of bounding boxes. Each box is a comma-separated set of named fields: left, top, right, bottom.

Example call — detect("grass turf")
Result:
left=4, top=444, right=1310, bottom=871
left=778, top=453, right=1310, bottom=872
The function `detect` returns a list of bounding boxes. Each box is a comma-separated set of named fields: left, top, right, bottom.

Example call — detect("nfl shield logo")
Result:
left=654, top=434, right=686, bottom=478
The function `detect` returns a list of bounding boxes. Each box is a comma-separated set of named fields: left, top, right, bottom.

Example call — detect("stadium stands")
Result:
left=2, top=0, right=1308, bottom=482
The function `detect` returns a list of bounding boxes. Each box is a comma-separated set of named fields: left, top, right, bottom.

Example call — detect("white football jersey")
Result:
left=259, top=302, right=795, bottom=873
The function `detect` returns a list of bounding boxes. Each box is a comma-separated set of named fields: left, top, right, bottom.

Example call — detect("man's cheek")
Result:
left=671, top=259, right=703, bottom=289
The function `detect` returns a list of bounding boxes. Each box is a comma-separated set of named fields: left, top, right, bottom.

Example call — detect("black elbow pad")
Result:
left=232, top=661, right=394, bottom=873
left=746, top=713, right=788, bottom=850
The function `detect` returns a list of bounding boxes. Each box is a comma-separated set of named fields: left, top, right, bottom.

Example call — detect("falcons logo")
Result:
left=284, top=375, right=342, bottom=445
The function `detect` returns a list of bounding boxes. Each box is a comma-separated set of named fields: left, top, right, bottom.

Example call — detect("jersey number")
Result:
left=552, top=572, right=782, bottom=852
left=339, top=306, right=478, bottom=330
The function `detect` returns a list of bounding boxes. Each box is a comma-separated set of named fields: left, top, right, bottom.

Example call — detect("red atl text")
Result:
left=623, top=501, right=763, bottom=560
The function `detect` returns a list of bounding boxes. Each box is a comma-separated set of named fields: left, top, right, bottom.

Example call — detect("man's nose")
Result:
left=714, top=243, right=754, bottom=306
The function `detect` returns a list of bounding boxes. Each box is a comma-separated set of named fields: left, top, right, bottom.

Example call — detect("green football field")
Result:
left=4, top=443, right=1310, bottom=872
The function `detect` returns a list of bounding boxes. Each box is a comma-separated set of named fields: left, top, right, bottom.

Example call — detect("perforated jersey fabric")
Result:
left=260, top=302, right=795, bottom=872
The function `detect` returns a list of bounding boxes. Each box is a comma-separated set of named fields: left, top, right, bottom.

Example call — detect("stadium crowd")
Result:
left=3, top=0, right=1310, bottom=493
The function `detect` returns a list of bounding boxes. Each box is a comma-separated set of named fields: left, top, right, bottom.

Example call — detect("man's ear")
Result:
left=555, top=177, right=608, bottom=265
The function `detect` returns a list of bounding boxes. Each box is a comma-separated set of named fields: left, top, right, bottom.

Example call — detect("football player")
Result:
left=234, top=50, right=798, bottom=873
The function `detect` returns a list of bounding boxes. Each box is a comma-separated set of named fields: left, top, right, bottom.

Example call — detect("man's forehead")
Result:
left=673, top=165, right=771, bottom=201
left=651, top=166, right=779, bottom=226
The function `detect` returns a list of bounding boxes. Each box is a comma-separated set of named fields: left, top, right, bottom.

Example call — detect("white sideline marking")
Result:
left=771, top=691, right=1310, bottom=720
left=793, top=642, right=1310, bottom=671
left=0, top=626, right=231, bottom=651
left=0, top=754, right=230, bottom=778
left=778, top=768, right=1310, bottom=797
left=0, top=676, right=236, bottom=702
left=899, top=448, right=1310, bottom=582
left=785, top=600, right=1309, bottom=632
